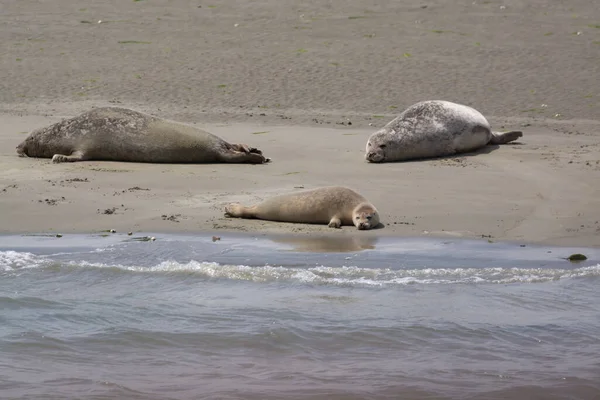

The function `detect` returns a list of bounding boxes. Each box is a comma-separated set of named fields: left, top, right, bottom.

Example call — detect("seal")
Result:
left=365, top=100, right=523, bottom=163
left=16, top=107, right=270, bottom=164
left=224, top=186, right=380, bottom=230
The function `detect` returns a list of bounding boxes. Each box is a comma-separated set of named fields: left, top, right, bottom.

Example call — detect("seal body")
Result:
left=365, top=100, right=523, bottom=163
left=224, top=186, right=380, bottom=230
left=16, top=107, right=269, bottom=164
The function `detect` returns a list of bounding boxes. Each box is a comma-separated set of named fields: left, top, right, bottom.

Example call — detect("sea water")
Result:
left=1, top=233, right=599, bottom=400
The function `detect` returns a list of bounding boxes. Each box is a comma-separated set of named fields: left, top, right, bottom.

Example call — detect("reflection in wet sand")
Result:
left=271, top=234, right=378, bottom=253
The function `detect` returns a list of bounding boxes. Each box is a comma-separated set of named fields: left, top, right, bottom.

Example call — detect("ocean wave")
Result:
left=2, top=250, right=599, bottom=286
left=70, top=260, right=600, bottom=286
left=0, top=250, right=49, bottom=271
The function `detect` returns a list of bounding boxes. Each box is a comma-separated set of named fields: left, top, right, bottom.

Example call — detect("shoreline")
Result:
left=1, top=110, right=600, bottom=249
left=1, top=0, right=599, bottom=249
left=3, top=226, right=600, bottom=251
left=3, top=231, right=600, bottom=262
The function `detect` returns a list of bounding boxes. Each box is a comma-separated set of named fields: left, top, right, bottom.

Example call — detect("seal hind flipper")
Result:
left=52, top=150, right=87, bottom=163
left=224, top=203, right=257, bottom=218
left=229, top=143, right=263, bottom=155
left=219, top=150, right=269, bottom=164
left=490, top=131, right=523, bottom=145
left=221, top=143, right=269, bottom=163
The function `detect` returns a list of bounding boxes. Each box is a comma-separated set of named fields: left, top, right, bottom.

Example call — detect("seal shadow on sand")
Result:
left=270, top=234, right=380, bottom=253
left=367, top=142, right=524, bottom=164
left=227, top=219, right=385, bottom=232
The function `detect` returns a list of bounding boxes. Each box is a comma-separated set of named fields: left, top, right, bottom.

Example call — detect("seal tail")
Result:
left=490, top=131, right=523, bottom=145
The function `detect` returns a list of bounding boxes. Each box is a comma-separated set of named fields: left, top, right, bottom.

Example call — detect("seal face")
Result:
left=365, top=100, right=523, bottom=163
left=16, top=107, right=270, bottom=164
left=224, top=186, right=380, bottom=230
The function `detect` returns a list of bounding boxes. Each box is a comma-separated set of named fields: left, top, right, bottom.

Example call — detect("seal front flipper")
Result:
left=328, top=216, right=342, bottom=229
left=490, top=131, right=523, bottom=145
left=52, top=150, right=87, bottom=163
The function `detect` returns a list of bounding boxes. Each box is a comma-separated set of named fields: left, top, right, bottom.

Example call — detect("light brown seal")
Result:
left=365, top=100, right=523, bottom=163
left=224, top=186, right=380, bottom=230
left=16, top=107, right=270, bottom=164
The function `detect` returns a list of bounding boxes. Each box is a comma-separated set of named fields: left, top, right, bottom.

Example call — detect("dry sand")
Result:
left=1, top=0, right=599, bottom=247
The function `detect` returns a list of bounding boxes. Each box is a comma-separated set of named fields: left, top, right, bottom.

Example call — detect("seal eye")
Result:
left=379, top=144, right=386, bottom=149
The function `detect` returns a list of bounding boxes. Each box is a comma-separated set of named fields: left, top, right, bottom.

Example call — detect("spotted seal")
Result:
left=365, top=100, right=522, bottom=163
left=16, top=107, right=270, bottom=164
left=224, top=186, right=380, bottom=230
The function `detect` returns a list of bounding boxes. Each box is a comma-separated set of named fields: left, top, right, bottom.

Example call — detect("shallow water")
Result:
left=1, top=233, right=599, bottom=400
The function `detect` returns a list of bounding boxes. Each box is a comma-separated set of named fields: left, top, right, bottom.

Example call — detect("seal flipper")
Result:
left=52, top=150, right=87, bottom=163
left=219, top=150, right=270, bottom=164
left=230, top=143, right=263, bottom=155
left=328, top=216, right=342, bottom=229
left=490, top=131, right=523, bottom=145
left=224, top=203, right=257, bottom=219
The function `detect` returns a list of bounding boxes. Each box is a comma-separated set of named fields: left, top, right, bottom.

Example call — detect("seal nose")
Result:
left=357, top=222, right=369, bottom=230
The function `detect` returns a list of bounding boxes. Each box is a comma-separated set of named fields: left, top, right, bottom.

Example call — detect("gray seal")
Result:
left=365, top=100, right=523, bottom=163
left=16, top=107, right=270, bottom=164
left=224, top=186, right=380, bottom=230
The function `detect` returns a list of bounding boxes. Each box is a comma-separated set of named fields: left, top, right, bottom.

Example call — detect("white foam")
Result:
left=0, top=250, right=47, bottom=271
left=62, top=259, right=600, bottom=286
left=3, top=249, right=598, bottom=285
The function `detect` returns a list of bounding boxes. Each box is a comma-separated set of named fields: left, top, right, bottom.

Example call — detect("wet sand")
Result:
left=0, top=0, right=599, bottom=247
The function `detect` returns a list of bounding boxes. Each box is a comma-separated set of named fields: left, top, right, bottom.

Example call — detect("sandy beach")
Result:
left=1, top=0, right=599, bottom=247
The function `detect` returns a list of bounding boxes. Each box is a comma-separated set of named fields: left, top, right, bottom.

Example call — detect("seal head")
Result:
left=353, top=202, right=380, bottom=230
left=365, top=131, right=387, bottom=163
